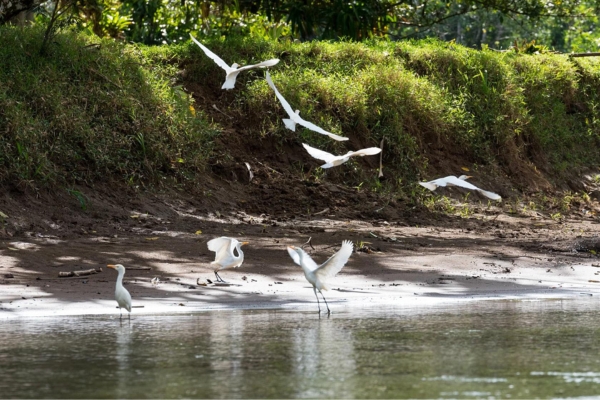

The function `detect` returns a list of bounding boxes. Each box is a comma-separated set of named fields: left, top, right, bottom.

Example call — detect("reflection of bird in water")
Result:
left=419, top=175, right=501, bottom=200
left=190, top=34, right=279, bottom=90
left=266, top=71, right=348, bottom=141
left=207, top=237, right=249, bottom=283
left=107, top=264, right=132, bottom=319
left=301, top=143, right=381, bottom=169
left=287, top=241, right=353, bottom=314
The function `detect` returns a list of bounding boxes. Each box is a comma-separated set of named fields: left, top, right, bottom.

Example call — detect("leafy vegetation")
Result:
left=0, top=25, right=217, bottom=189
left=1, top=27, right=599, bottom=202
left=10, top=0, right=595, bottom=53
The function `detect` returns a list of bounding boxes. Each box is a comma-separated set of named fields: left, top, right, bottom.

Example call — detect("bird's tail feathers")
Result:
left=418, top=182, right=438, bottom=191
left=480, top=190, right=502, bottom=201
left=283, top=119, right=296, bottom=131
left=320, top=162, right=334, bottom=169
left=327, top=133, right=350, bottom=141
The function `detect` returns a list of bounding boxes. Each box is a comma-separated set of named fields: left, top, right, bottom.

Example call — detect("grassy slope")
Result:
left=2, top=27, right=599, bottom=202
left=0, top=26, right=217, bottom=190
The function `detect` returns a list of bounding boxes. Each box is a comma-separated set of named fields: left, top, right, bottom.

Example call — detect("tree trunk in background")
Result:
left=0, top=0, right=44, bottom=24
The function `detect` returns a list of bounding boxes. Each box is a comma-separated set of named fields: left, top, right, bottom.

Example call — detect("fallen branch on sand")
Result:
left=59, top=268, right=102, bottom=278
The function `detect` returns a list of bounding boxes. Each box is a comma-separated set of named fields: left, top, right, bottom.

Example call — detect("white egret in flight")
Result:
left=190, top=34, right=279, bottom=90
left=265, top=71, right=348, bottom=141
left=419, top=175, right=501, bottom=200
left=287, top=240, right=354, bottom=314
left=302, top=143, right=381, bottom=168
left=207, top=237, right=249, bottom=282
left=107, top=264, right=132, bottom=319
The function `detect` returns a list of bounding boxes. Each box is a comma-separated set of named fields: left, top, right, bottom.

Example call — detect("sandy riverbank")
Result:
left=1, top=211, right=599, bottom=319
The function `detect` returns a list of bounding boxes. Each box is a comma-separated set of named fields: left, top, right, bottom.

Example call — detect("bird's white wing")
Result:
left=315, top=240, right=353, bottom=279
left=347, top=147, right=382, bottom=158
left=287, top=247, right=319, bottom=271
left=296, top=119, right=349, bottom=141
left=477, top=190, right=502, bottom=200
left=444, top=176, right=485, bottom=191
left=302, top=143, right=337, bottom=163
left=418, top=181, right=438, bottom=191
left=440, top=176, right=501, bottom=200
left=208, top=237, right=234, bottom=262
left=190, top=34, right=231, bottom=71
left=266, top=71, right=296, bottom=118
left=236, top=59, right=280, bottom=72
left=287, top=247, right=301, bottom=265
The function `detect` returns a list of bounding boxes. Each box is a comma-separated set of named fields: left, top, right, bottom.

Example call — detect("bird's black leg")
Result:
left=313, top=287, right=321, bottom=313
left=319, top=290, right=331, bottom=314
left=214, top=271, right=225, bottom=283
left=120, top=308, right=122, bottom=320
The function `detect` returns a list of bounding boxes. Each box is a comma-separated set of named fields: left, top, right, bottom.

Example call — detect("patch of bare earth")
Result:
left=1, top=183, right=599, bottom=317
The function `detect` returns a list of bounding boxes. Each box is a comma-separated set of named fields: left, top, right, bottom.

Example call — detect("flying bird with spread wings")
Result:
left=419, top=175, right=501, bottom=200
left=302, top=143, right=381, bottom=168
left=190, top=34, right=279, bottom=90
left=266, top=71, right=348, bottom=141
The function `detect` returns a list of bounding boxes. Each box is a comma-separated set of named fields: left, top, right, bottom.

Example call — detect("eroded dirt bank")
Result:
left=1, top=192, right=599, bottom=318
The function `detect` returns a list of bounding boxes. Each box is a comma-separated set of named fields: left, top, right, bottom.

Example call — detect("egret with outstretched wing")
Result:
left=419, top=175, right=501, bottom=200
left=266, top=71, right=348, bottom=141
left=190, top=34, right=279, bottom=90
left=302, top=143, right=381, bottom=168
left=207, top=237, right=249, bottom=282
left=287, top=240, right=354, bottom=314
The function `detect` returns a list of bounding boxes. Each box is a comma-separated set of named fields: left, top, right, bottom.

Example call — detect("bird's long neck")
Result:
left=235, top=245, right=244, bottom=261
left=297, top=251, right=312, bottom=276
left=116, top=269, right=125, bottom=288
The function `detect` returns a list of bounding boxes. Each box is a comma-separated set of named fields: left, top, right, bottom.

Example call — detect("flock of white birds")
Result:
left=106, top=36, right=503, bottom=318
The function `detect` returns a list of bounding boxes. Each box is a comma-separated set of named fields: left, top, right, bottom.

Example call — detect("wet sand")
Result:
left=1, top=213, right=599, bottom=318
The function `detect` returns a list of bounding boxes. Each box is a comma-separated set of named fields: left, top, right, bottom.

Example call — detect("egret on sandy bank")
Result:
left=419, top=175, right=501, bottom=200
left=190, top=34, right=279, bottom=90
left=287, top=240, right=354, bottom=314
left=302, top=143, right=381, bottom=168
left=107, top=264, right=132, bottom=319
left=207, top=237, right=249, bottom=283
left=265, top=71, right=348, bottom=141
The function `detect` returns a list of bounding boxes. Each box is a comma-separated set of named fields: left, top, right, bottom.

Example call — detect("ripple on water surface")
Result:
left=2, top=299, right=600, bottom=398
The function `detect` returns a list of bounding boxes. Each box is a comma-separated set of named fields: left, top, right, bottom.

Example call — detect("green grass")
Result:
left=0, top=25, right=217, bottom=189
left=2, top=28, right=600, bottom=201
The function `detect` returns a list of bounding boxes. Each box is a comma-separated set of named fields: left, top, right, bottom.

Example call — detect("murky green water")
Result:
left=2, top=299, right=600, bottom=398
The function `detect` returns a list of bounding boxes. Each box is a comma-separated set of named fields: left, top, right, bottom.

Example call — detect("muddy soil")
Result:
left=1, top=185, right=599, bottom=318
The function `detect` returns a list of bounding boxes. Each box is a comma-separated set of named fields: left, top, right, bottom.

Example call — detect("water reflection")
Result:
left=292, top=317, right=356, bottom=398
left=116, top=322, right=132, bottom=398
left=209, top=312, right=245, bottom=391
left=2, top=299, right=600, bottom=398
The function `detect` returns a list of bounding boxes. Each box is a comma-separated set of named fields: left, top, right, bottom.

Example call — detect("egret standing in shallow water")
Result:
left=287, top=240, right=354, bottom=314
left=265, top=71, right=348, bottom=141
left=419, top=175, right=501, bottom=200
left=107, top=264, right=132, bottom=319
left=190, top=34, right=279, bottom=90
left=207, top=237, right=249, bottom=283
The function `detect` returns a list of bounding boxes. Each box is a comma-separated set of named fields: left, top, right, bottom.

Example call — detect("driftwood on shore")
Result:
left=59, top=268, right=102, bottom=278
left=569, top=52, right=600, bottom=58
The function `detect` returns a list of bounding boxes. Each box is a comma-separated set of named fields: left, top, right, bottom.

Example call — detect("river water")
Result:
left=2, top=299, right=600, bottom=398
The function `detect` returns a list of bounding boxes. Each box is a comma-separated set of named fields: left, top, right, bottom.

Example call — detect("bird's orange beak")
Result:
left=288, top=245, right=296, bottom=250
left=107, top=264, right=116, bottom=269
left=241, top=242, right=249, bottom=246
